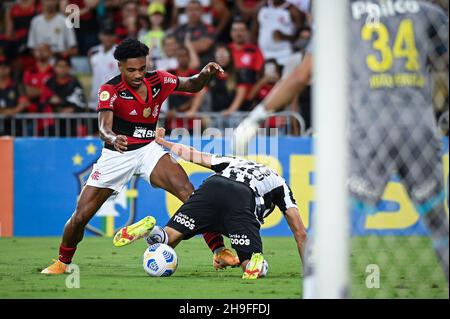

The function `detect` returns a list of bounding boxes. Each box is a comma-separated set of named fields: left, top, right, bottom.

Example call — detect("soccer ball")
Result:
left=143, top=243, right=178, bottom=277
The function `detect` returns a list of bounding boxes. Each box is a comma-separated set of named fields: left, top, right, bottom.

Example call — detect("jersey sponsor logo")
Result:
left=173, top=212, right=195, bottom=230
left=99, top=90, right=110, bottom=101
left=132, top=127, right=156, bottom=139
left=229, top=234, right=251, bottom=246
left=164, top=77, right=177, bottom=84
left=351, top=0, right=420, bottom=20
left=129, top=109, right=138, bottom=116
left=120, top=91, right=134, bottom=100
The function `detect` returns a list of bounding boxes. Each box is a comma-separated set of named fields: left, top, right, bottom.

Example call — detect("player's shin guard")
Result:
left=421, top=201, right=449, bottom=282
left=145, top=226, right=169, bottom=246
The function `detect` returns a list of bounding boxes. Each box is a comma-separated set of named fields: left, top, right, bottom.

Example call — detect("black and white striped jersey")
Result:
left=210, top=155, right=297, bottom=223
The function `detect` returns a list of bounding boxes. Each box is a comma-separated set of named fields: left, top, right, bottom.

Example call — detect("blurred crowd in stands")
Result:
left=0, top=0, right=447, bottom=137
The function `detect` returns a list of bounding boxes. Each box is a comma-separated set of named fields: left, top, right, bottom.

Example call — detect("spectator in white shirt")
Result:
left=27, top=0, right=78, bottom=57
left=253, top=0, right=303, bottom=71
left=87, top=21, right=119, bottom=110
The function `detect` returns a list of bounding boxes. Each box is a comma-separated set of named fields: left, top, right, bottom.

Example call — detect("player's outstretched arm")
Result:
left=176, top=62, right=224, bottom=93
left=155, top=128, right=213, bottom=168
left=285, top=207, right=307, bottom=265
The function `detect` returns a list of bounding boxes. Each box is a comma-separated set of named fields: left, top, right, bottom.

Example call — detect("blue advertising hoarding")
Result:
left=13, top=137, right=449, bottom=237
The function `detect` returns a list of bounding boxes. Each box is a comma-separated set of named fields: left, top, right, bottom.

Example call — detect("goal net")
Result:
left=312, top=0, right=449, bottom=298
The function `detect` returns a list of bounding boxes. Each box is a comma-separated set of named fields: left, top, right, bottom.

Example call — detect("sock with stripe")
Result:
left=59, top=245, right=77, bottom=265
left=203, top=232, right=225, bottom=253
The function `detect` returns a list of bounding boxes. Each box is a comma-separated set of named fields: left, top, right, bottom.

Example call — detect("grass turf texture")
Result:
left=0, top=236, right=447, bottom=299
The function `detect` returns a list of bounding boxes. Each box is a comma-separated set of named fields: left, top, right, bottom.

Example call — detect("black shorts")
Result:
left=166, top=175, right=262, bottom=262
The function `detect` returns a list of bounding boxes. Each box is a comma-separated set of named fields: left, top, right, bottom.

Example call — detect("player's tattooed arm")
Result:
left=155, top=128, right=213, bottom=168
left=98, top=110, right=128, bottom=153
left=176, top=62, right=224, bottom=93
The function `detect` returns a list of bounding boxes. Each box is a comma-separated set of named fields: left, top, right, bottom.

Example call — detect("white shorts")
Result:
left=86, top=142, right=168, bottom=193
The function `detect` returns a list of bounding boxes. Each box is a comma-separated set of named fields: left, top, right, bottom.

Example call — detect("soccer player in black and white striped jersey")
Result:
left=138, top=128, right=307, bottom=279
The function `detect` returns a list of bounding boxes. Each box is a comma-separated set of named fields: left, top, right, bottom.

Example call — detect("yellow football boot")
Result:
left=242, top=253, right=264, bottom=279
left=113, top=216, right=156, bottom=247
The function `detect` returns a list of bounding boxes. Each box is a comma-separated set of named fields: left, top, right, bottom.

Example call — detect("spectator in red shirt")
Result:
left=40, top=54, right=87, bottom=136
left=223, top=18, right=264, bottom=116
left=5, top=0, right=41, bottom=75
left=0, top=55, right=30, bottom=136
left=172, top=0, right=231, bottom=44
left=173, top=0, right=216, bottom=67
left=166, top=45, right=205, bottom=133
left=248, top=59, right=283, bottom=129
left=114, top=0, right=140, bottom=41
left=5, top=0, right=40, bottom=55
left=23, top=43, right=54, bottom=112
left=248, top=58, right=282, bottom=106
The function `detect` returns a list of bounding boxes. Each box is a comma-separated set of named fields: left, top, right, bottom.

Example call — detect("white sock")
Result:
left=145, top=226, right=169, bottom=246
left=247, top=103, right=269, bottom=124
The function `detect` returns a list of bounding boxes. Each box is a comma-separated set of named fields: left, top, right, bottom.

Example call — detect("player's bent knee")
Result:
left=175, top=181, right=194, bottom=203
left=70, top=212, right=89, bottom=228
left=71, top=206, right=94, bottom=227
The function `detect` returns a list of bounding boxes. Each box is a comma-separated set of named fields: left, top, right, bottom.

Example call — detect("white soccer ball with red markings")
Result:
left=142, top=243, right=178, bottom=277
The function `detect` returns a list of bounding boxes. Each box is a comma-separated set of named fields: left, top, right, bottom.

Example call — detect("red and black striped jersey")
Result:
left=229, top=43, right=265, bottom=86
left=97, top=70, right=179, bottom=151
left=9, top=1, right=40, bottom=40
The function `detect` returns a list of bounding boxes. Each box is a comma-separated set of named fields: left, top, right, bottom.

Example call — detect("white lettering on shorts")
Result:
left=229, top=234, right=251, bottom=246
left=173, top=212, right=196, bottom=230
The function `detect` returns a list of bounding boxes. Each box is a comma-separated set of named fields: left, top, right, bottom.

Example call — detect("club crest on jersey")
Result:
left=143, top=107, right=151, bottom=118
left=99, top=90, right=110, bottom=101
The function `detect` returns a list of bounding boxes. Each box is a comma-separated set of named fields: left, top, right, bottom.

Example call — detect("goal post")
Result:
left=310, top=0, right=350, bottom=299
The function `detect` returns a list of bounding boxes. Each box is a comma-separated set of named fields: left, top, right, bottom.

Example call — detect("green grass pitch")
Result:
left=0, top=236, right=447, bottom=299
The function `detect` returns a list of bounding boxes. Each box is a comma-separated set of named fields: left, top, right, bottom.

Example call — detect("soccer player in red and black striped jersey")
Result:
left=41, top=38, right=238, bottom=274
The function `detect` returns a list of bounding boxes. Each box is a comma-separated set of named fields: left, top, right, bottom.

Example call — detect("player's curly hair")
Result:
left=113, top=38, right=149, bottom=61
